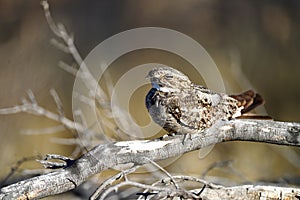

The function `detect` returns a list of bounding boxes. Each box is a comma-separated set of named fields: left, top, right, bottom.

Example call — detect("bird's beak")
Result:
left=145, top=74, right=150, bottom=79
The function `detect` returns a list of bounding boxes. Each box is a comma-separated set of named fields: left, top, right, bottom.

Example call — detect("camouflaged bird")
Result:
left=145, top=67, right=264, bottom=134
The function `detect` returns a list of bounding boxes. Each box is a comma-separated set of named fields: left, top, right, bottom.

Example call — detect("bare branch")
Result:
left=90, top=166, right=140, bottom=200
left=1, top=119, right=300, bottom=199
left=41, top=0, right=108, bottom=105
left=50, top=38, right=70, bottom=53
left=49, top=137, right=82, bottom=145
left=144, top=158, right=179, bottom=190
left=98, top=180, right=189, bottom=200
left=156, top=175, right=224, bottom=189
left=50, top=89, right=64, bottom=117
left=58, top=61, right=78, bottom=76
left=198, top=184, right=300, bottom=200
left=0, top=103, right=72, bottom=130
left=41, top=0, right=122, bottom=140
left=21, top=125, right=65, bottom=135
left=137, top=175, right=224, bottom=200
left=0, top=155, right=42, bottom=188
left=0, top=95, right=94, bottom=136
left=38, top=154, right=74, bottom=169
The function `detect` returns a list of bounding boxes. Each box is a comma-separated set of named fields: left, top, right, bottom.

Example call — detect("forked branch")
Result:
left=0, top=119, right=300, bottom=199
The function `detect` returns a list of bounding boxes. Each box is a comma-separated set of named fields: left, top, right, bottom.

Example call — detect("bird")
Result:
left=145, top=66, right=264, bottom=134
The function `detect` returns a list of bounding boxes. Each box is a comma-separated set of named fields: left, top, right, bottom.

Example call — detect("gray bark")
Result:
left=1, top=119, right=300, bottom=199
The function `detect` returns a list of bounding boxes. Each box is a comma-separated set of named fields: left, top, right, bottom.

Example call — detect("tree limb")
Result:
left=0, top=119, right=299, bottom=199
left=196, top=184, right=300, bottom=200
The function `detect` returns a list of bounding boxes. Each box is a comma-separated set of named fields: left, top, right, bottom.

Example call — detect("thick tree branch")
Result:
left=195, top=184, right=300, bottom=199
left=1, top=119, right=299, bottom=199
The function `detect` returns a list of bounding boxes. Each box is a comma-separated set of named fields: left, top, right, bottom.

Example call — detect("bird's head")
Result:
left=146, top=67, right=191, bottom=93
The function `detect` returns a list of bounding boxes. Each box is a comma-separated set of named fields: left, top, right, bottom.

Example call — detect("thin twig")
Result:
left=41, top=0, right=108, bottom=105
left=50, top=38, right=70, bottom=53
left=50, top=89, right=64, bottom=117
left=90, top=165, right=140, bottom=200
left=98, top=181, right=172, bottom=200
left=58, top=61, right=78, bottom=76
left=41, top=0, right=122, bottom=142
left=21, top=125, right=65, bottom=135
left=144, top=157, right=179, bottom=189
left=0, top=102, right=77, bottom=132
left=38, top=154, right=74, bottom=169
left=0, top=155, right=42, bottom=188
left=0, top=90, right=96, bottom=134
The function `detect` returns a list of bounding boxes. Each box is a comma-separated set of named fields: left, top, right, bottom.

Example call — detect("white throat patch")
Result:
left=152, top=82, right=176, bottom=93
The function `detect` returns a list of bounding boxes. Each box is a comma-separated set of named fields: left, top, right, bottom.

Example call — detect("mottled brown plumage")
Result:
left=145, top=67, right=264, bottom=134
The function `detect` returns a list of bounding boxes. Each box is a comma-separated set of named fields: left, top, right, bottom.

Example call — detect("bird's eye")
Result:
left=165, top=75, right=173, bottom=79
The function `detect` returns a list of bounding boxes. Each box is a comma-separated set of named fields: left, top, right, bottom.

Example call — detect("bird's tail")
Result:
left=230, top=90, right=265, bottom=114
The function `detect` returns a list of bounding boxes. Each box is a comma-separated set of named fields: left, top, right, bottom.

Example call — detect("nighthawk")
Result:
left=145, top=67, right=264, bottom=134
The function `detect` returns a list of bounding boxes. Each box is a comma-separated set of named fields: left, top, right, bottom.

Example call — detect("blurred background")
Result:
left=0, top=0, right=300, bottom=198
